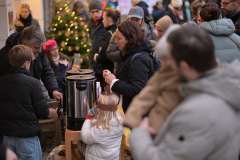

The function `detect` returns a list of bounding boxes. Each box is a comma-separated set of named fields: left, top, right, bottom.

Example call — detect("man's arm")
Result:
left=38, top=52, right=60, bottom=97
left=129, top=103, right=215, bottom=160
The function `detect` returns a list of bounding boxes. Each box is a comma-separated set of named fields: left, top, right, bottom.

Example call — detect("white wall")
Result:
left=0, top=0, right=14, bottom=48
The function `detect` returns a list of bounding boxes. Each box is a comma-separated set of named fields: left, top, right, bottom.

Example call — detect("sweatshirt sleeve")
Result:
left=129, top=104, right=215, bottom=160
left=39, top=52, right=59, bottom=97
left=31, top=80, right=49, bottom=119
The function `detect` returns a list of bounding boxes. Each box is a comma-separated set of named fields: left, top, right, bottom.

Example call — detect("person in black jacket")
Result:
left=0, top=45, right=58, bottom=160
left=152, top=1, right=165, bottom=24
left=94, top=9, right=121, bottom=74
left=0, top=26, right=62, bottom=101
left=88, top=0, right=106, bottom=90
left=131, top=0, right=150, bottom=18
left=103, top=21, right=155, bottom=112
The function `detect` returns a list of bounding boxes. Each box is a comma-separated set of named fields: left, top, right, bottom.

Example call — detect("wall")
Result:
left=0, top=0, right=14, bottom=48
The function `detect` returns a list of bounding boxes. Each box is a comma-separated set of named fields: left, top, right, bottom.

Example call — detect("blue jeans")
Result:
left=3, top=136, right=42, bottom=160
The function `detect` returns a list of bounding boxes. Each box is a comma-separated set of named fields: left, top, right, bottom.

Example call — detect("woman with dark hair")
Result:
left=94, top=9, right=121, bottom=77
left=15, top=4, right=40, bottom=32
left=199, top=2, right=240, bottom=63
left=103, top=21, right=156, bottom=112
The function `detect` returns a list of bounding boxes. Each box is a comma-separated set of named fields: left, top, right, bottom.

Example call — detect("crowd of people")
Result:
left=0, top=0, right=240, bottom=159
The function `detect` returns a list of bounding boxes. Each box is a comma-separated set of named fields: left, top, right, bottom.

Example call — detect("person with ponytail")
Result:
left=199, top=2, right=240, bottom=63
left=94, top=9, right=121, bottom=77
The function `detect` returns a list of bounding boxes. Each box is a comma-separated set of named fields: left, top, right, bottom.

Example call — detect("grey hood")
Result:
left=179, top=60, right=240, bottom=111
left=200, top=18, right=235, bottom=36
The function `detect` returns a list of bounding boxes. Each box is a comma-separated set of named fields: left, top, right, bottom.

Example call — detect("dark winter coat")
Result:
left=137, top=1, right=150, bottom=18
left=0, top=32, right=59, bottom=97
left=228, top=11, right=240, bottom=36
left=15, top=14, right=40, bottom=33
left=88, top=18, right=106, bottom=75
left=152, top=6, right=165, bottom=24
left=96, top=24, right=117, bottom=73
left=112, top=40, right=155, bottom=112
left=165, top=5, right=186, bottom=24
left=0, top=68, right=49, bottom=137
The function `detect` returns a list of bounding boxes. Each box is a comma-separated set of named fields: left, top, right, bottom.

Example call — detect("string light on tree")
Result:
left=45, top=0, right=90, bottom=69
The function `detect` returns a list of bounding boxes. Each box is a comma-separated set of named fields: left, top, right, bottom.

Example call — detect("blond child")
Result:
left=81, top=87, right=124, bottom=160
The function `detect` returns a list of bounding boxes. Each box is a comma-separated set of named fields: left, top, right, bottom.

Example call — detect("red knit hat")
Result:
left=43, top=40, right=57, bottom=53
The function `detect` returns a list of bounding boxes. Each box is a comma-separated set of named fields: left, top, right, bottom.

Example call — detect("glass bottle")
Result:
left=72, top=53, right=80, bottom=70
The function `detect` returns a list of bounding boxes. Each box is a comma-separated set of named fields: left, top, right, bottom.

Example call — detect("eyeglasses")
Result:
left=220, top=1, right=233, bottom=6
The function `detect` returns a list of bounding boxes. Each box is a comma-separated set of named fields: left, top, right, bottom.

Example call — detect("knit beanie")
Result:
left=88, top=0, right=103, bottom=11
left=127, top=6, right=144, bottom=19
left=43, top=40, right=57, bottom=54
left=171, top=0, right=183, bottom=8
left=155, top=16, right=173, bottom=32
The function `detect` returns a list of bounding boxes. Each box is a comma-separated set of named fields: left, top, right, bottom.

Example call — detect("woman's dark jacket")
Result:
left=88, top=18, right=106, bottom=75
left=0, top=32, right=59, bottom=97
left=152, top=5, right=165, bottom=24
left=15, top=14, right=40, bottom=32
left=96, top=24, right=117, bottom=73
left=137, top=1, right=150, bottom=18
left=0, top=68, right=49, bottom=137
left=112, top=40, right=155, bottom=112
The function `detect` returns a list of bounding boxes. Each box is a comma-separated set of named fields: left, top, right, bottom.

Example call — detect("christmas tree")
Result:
left=45, top=0, right=90, bottom=69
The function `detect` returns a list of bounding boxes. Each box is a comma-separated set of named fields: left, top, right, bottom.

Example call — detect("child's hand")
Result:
left=139, top=117, right=157, bottom=136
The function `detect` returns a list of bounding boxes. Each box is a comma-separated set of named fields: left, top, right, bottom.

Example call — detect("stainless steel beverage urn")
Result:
left=65, top=74, right=96, bottom=130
